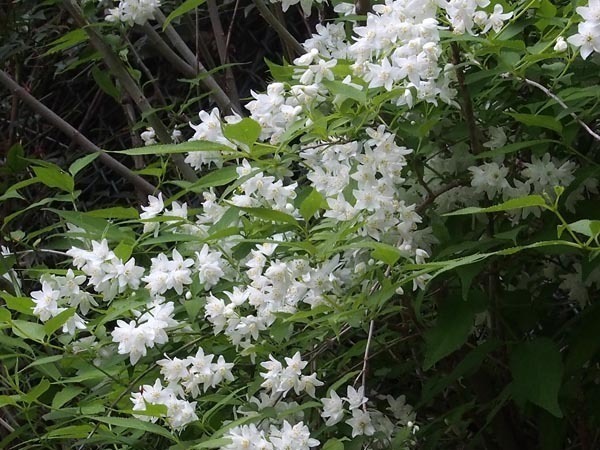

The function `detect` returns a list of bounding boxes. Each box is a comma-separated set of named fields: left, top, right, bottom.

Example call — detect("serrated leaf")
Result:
left=445, top=195, right=548, bottom=216
left=222, top=118, right=261, bottom=148
left=558, top=219, right=600, bottom=239
left=2, top=293, right=35, bottom=315
left=510, top=338, right=563, bottom=417
left=163, top=0, right=207, bottom=30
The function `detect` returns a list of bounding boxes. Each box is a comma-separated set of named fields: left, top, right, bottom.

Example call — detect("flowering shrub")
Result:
left=1, top=0, right=600, bottom=449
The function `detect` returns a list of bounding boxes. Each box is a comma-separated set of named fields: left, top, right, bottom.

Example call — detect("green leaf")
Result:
left=0, top=308, right=10, bottom=322
left=299, top=188, right=325, bottom=221
left=177, top=165, right=239, bottom=193
left=235, top=206, right=301, bottom=228
left=33, top=165, right=74, bottom=193
left=423, top=296, right=477, bottom=370
left=370, top=242, right=403, bottom=265
left=86, top=416, right=177, bottom=441
left=91, top=66, right=120, bottom=101
left=163, top=0, right=207, bottom=30
left=510, top=338, right=563, bottom=417
left=321, top=79, right=366, bottom=103
left=444, top=195, right=548, bottom=216
left=68, top=152, right=100, bottom=177
left=11, top=320, right=46, bottom=342
left=43, top=425, right=94, bottom=439
left=43, top=308, right=76, bottom=336
left=85, top=207, right=140, bottom=219
left=44, top=28, right=88, bottom=55
left=322, top=438, right=345, bottom=450
left=113, top=140, right=231, bottom=156
left=23, top=378, right=50, bottom=403
left=191, top=438, right=233, bottom=449
left=558, top=219, right=600, bottom=239
left=222, top=118, right=261, bottom=148
left=506, top=113, right=563, bottom=133
left=2, top=293, right=34, bottom=315
left=476, top=139, right=554, bottom=159
left=46, top=208, right=135, bottom=242
left=52, top=386, right=84, bottom=409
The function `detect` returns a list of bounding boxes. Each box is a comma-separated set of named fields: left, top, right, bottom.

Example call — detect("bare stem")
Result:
left=522, top=77, right=600, bottom=143
left=253, top=0, right=305, bottom=56
left=62, top=0, right=198, bottom=182
left=0, top=69, right=157, bottom=196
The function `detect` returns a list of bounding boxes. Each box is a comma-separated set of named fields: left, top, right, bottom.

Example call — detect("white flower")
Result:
left=346, top=409, right=375, bottom=437
left=567, top=21, right=600, bottom=59
left=321, top=390, right=345, bottom=425
left=31, top=281, right=61, bottom=321
left=554, top=36, right=568, bottom=52
left=344, top=385, right=368, bottom=411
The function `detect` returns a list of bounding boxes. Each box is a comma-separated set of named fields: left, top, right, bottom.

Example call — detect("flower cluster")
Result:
left=259, top=352, right=323, bottom=399
left=105, top=0, right=160, bottom=26
left=222, top=420, right=319, bottom=450
left=567, top=0, right=600, bottom=59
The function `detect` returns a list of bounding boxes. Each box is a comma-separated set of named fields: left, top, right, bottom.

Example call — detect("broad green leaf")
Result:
left=44, top=307, right=76, bottom=336
left=114, top=241, right=134, bottom=261
left=43, top=425, right=94, bottom=439
left=85, top=207, right=140, bottom=219
left=423, top=295, right=477, bottom=370
left=44, top=28, right=88, bottom=55
left=176, top=165, right=239, bottom=193
left=191, top=438, right=233, bottom=449
left=92, top=66, right=120, bottom=101
left=299, top=188, right=325, bottom=221
left=0, top=177, right=40, bottom=202
left=265, top=58, right=295, bottom=81
left=506, top=113, right=562, bottom=133
left=0, top=307, right=10, bottom=322
left=33, top=165, right=74, bottom=193
left=370, top=242, right=403, bottom=265
left=163, top=0, right=207, bottom=30
left=322, top=438, right=345, bottom=450
left=444, top=195, right=548, bottom=216
left=113, top=140, right=231, bottom=156
left=558, top=219, right=600, bottom=239
left=322, top=79, right=366, bottom=103
left=12, top=319, right=45, bottom=342
left=23, top=378, right=50, bottom=403
left=52, top=386, right=84, bottom=409
left=476, top=139, right=554, bottom=159
left=68, top=152, right=101, bottom=177
left=510, top=338, right=563, bottom=417
left=86, top=416, right=177, bottom=441
left=26, top=355, right=64, bottom=369
left=235, top=206, right=300, bottom=228
left=46, top=208, right=135, bottom=242
left=1, top=293, right=34, bottom=315
left=222, top=118, right=261, bottom=148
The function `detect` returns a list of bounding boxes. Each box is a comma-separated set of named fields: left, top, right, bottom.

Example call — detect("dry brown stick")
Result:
left=206, top=0, right=241, bottom=112
left=0, top=69, right=156, bottom=196
left=141, top=23, right=197, bottom=78
left=154, top=9, right=242, bottom=115
left=62, top=0, right=197, bottom=182
left=253, top=0, right=305, bottom=57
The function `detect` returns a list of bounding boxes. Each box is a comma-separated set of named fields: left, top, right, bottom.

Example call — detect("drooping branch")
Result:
left=0, top=69, right=156, bottom=196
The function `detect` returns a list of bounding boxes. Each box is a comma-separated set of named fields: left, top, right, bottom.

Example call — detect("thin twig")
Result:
left=0, top=416, right=15, bottom=433
left=0, top=69, right=157, bottom=196
left=207, top=0, right=241, bottom=111
left=416, top=179, right=465, bottom=214
left=253, top=0, right=305, bottom=56
left=154, top=9, right=242, bottom=115
left=141, top=23, right=197, bottom=78
left=62, top=0, right=197, bottom=182
left=359, top=319, right=375, bottom=412
left=522, top=77, right=600, bottom=142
